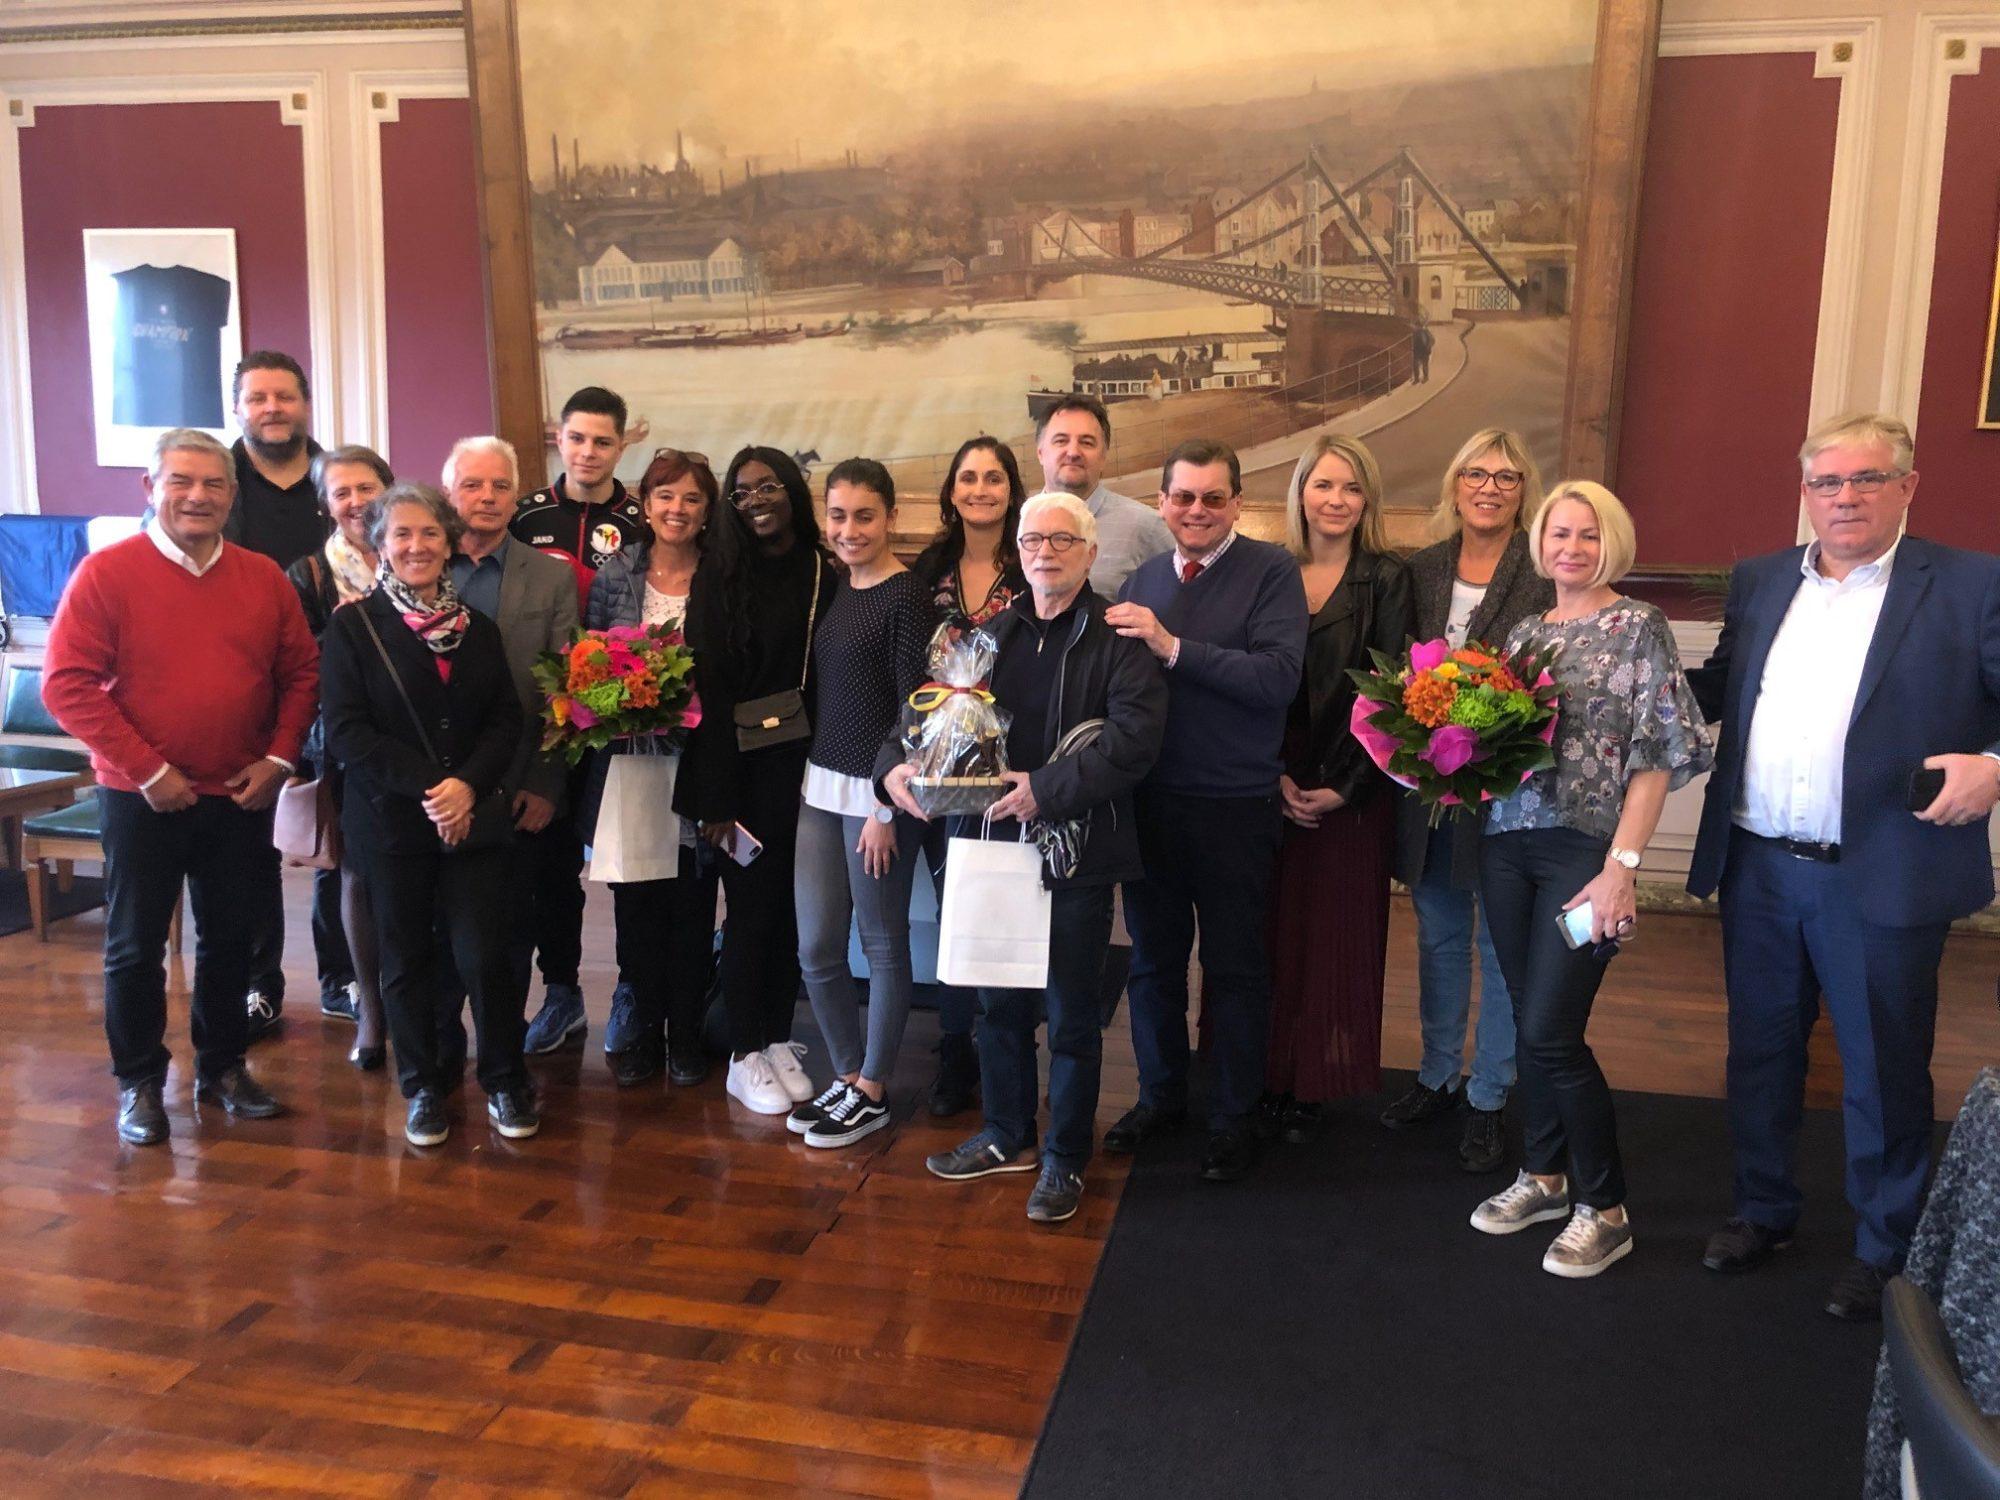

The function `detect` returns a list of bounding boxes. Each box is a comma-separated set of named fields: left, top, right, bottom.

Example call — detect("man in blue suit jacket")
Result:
left=1686, top=413, right=2000, bottom=1322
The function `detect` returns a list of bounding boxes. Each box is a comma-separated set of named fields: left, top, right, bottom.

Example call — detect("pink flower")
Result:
left=569, top=702, right=598, bottom=729
left=1348, top=698, right=1418, bottom=791
left=1421, top=723, right=1481, bottom=776
left=1409, top=638, right=1451, bottom=673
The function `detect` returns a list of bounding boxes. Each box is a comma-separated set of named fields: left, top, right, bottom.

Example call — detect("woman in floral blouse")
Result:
left=1468, top=480, right=1713, bottom=1278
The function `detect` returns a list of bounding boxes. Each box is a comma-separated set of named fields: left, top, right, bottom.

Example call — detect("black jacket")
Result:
left=1289, top=548, right=1414, bottom=806
left=320, top=590, right=521, bottom=856
left=1393, top=529, right=1554, bottom=889
left=284, top=550, right=344, bottom=776
left=876, top=590, right=1167, bottom=887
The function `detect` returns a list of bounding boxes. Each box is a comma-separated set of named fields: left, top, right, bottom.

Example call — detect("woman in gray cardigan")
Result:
left=1381, top=427, right=1554, bottom=1172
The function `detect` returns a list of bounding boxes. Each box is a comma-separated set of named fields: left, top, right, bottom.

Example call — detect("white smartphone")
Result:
left=1557, top=902, right=1596, bottom=950
left=729, top=822, right=764, bottom=867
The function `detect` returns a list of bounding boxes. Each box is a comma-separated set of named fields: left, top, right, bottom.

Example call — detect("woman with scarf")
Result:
left=320, top=483, right=532, bottom=1149
left=286, top=444, right=391, bottom=1068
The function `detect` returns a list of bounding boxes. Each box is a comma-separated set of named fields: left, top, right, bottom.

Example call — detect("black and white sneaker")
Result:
left=802, top=1084, right=890, bottom=1149
left=486, top=1089, right=541, bottom=1140
left=245, top=989, right=282, bottom=1046
left=404, top=1089, right=448, bottom=1147
left=926, top=1129, right=1039, bottom=1180
left=788, top=1080, right=848, bottom=1136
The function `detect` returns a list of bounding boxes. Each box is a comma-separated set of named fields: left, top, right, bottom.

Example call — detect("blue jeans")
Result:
left=978, top=884, right=1115, bottom=1172
left=1410, top=823, right=1516, bottom=1112
left=796, top=802, right=922, bottom=1082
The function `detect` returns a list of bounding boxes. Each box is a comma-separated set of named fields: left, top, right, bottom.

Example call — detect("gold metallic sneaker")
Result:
left=1542, top=1204, right=1634, bottom=1278
left=1470, top=1169, right=1571, bottom=1235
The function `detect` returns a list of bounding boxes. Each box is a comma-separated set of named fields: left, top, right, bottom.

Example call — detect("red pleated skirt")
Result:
left=1264, top=789, right=1396, bottom=1101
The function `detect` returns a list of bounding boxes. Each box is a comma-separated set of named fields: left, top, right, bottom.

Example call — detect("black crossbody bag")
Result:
left=356, top=606, right=513, bottom=853
left=734, top=561, right=823, bottom=752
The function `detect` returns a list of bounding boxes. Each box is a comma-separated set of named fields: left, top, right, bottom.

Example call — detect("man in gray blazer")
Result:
left=443, top=437, right=584, bottom=1051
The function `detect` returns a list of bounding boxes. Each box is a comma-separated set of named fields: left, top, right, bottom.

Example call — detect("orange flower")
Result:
left=549, top=695, right=572, bottom=726
left=1402, top=671, right=1458, bottom=728
left=1451, top=649, right=1495, bottom=668
left=626, top=676, right=661, bottom=710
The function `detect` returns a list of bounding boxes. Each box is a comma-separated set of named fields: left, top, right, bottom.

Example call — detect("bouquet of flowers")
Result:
left=535, top=623, right=701, bottom=765
left=1347, top=636, right=1560, bottom=821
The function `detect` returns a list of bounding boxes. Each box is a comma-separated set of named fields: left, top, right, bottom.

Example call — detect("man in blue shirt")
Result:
left=1103, top=438, right=1308, bottom=1182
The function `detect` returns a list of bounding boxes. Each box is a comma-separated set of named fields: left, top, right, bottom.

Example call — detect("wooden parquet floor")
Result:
left=0, top=874, right=1993, bottom=1497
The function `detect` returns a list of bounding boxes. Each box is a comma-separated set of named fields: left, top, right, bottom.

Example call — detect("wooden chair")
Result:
left=21, top=793, right=181, bottom=950
left=0, top=659, right=91, bottom=867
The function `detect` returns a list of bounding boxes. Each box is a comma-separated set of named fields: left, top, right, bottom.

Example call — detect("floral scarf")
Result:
left=323, top=530, right=377, bottom=606
left=375, top=563, right=472, bottom=656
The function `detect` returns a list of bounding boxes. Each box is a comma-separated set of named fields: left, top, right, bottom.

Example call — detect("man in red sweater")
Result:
left=45, top=428, right=320, bottom=1146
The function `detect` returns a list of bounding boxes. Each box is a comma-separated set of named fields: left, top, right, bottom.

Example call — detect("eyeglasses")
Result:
left=1163, top=489, right=1234, bottom=510
left=651, top=447, right=711, bottom=468
left=1803, top=469, right=1906, bottom=499
left=728, top=481, right=788, bottom=508
left=1018, top=531, right=1084, bottom=553
left=1459, top=466, right=1524, bottom=493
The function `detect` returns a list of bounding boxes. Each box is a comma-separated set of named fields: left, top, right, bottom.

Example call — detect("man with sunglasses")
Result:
left=1687, top=412, right=2000, bottom=1321
left=1102, top=438, right=1308, bottom=1183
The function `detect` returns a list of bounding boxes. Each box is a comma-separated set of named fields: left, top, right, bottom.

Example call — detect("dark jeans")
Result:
left=716, top=751, right=806, bottom=1056
left=979, top=883, right=1115, bottom=1172
left=520, top=803, right=586, bottom=991
left=1719, top=828, right=1945, bottom=1269
left=100, top=791, right=272, bottom=1088
left=922, top=818, right=977, bottom=1039
left=357, top=839, right=529, bottom=1100
left=1478, top=827, right=1625, bottom=1210
left=244, top=840, right=286, bottom=1002
left=310, top=865, right=355, bottom=995
left=612, top=842, right=720, bottom=1054
left=1123, top=789, right=1283, bottom=1133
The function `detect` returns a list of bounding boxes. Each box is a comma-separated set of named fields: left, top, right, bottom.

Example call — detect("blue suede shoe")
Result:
left=603, top=983, right=642, bottom=1055
left=523, top=984, right=587, bottom=1054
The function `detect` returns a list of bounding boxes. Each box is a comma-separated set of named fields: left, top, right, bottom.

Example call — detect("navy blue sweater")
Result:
left=1119, top=535, right=1307, bottom=797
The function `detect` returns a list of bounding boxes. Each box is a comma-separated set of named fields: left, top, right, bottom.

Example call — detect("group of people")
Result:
left=41, top=350, right=2000, bottom=1316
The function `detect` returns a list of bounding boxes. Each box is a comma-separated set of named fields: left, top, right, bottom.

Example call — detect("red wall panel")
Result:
left=19, top=101, right=311, bottom=516
left=1615, top=53, right=1840, bottom=569
left=1913, top=50, right=2000, bottom=553
left=379, top=96, right=494, bottom=486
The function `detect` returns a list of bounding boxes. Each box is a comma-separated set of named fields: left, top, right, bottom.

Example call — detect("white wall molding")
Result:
left=1878, top=14, right=2000, bottom=432
left=346, top=68, right=467, bottom=469
left=0, top=86, right=39, bottom=511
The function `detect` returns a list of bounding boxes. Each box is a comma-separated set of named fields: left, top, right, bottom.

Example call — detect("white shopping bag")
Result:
left=936, top=823, right=1051, bottom=988
left=586, top=751, right=682, bottom=883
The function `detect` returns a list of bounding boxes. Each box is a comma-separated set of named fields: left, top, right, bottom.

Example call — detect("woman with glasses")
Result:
left=1380, top=427, right=1555, bottom=1174
left=786, top=459, right=934, bottom=1149
left=1261, top=435, right=1413, bottom=1144
left=910, top=437, right=1032, bottom=1116
left=582, top=448, right=719, bottom=1089
left=285, top=444, right=392, bottom=1069
left=1468, top=480, right=1710, bottom=1276
left=676, top=448, right=838, bottom=1118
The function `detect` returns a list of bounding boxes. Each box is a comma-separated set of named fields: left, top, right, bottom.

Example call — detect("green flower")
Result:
left=577, top=681, right=625, bottom=718
left=1447, top=687, right=1502, bottom=731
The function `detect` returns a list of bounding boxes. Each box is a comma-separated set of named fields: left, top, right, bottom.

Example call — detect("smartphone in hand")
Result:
left=1556, top=901, right=1620, bottom=961
left=1906, top=766, right=1946, bottom=813
left=730, top=822, right=764, bottom=867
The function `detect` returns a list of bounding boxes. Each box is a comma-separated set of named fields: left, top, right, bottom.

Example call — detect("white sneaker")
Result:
left=725, top=1052, right=792, bottom=1115
left=764, top=1041, right=814, bottom=1104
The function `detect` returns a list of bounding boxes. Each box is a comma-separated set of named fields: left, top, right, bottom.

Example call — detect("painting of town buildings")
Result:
left=517, top=0, right=1598, bottom=536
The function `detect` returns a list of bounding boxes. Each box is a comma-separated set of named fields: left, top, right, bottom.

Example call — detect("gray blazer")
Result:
left=1392, top=529, right=1555, bottom=889
left=492, top=541, right=580, bottom=806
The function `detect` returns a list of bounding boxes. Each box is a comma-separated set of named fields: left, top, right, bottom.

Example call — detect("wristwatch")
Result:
left=1607, top=845, right=1641, bottom=871
left=873, top=805, right=895, bottom=825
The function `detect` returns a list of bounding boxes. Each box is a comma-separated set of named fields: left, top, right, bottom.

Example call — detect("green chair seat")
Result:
left=0, top=745, right=88, bottom=773
left=23, top=795, right=100, bottom=839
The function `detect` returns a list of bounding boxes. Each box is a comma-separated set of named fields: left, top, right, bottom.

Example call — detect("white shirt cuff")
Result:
left=266, top=755, right=295, bottom=774
left=1166, top=638, right=1181, bottom=669
left=140, top=763, right=171, bottom=790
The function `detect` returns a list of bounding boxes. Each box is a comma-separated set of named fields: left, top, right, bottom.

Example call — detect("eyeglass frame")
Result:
left=1458, top=465, right=1525, bottom=493
left=1801, top=469, right=1910, bottom=499
left=727, top=480, right=790, bottom=508
left=1017, top=530, right=1087, bottom=554
left=1161, top=488, right=1237, bottom=511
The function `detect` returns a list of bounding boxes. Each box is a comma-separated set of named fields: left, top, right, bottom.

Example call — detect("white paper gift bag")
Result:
left=936, top=824, right=1051, bottom=989
left=586, top=751, right=682, bottom=884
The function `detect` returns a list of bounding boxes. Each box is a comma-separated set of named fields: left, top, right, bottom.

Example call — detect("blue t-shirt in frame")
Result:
left=110, top=263, right=232, bottom=428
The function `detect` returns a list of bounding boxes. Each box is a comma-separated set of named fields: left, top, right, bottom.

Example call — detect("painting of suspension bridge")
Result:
left=518, top=0, right=1597, bottom=532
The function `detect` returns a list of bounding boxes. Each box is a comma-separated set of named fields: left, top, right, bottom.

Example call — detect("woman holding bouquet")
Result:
left=581, top=448, right=720, bottom=1089
left=1261, top=435, right=1412, bottom=1143
left=787, top=459, right=934, bottom=1149
left=910, top=437, right=1031, bottom=1117
left=1468, top=481, right=1711, bottom=1277
left=1382, top=427, right=1554, bottom=1175
left=677, top=449, right=838, bottom=1117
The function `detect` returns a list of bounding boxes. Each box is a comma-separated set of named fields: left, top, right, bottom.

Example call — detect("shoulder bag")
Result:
left=355, top=605, right=513, bottom=853
left=734, top=559, right=823, bottom=752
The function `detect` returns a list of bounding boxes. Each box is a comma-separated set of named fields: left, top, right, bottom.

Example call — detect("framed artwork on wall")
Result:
left=1981, top=218, right=2000, bottom=430
left=81, top=227, right=243, bottom=468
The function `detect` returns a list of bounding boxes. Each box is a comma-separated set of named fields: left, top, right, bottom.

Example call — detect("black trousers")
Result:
left=520, top=789, right=587, bottom=990
left=100, top=791, right=272, bottom=1088
left=612, top=842, right=720, bottom=1052
left=1123, top=788, right=1283, bottom=1132
left=309, top=865, right=355, bottom=996
left=244, top=840, right=286, bottom=1001
left=716, top=749, right=806, bottom=1056
left=356, top=838, right=529, bottom=1100
left=1478, top=827, right=1626, bottom=1209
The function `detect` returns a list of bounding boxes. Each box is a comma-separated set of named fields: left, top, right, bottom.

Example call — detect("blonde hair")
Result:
left=1019, top=490, right=1098, bottom=545
left=1285, top=433, right=1387, bottom=561
left=1799, top=412, right=1914, bottom=474
left=1528, top=480, right=1638, bottom=590
left=1427, top=427, right=1543, bottom=541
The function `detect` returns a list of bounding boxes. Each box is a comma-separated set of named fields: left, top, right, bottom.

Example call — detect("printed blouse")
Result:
left=1485, top=599, right=1713, bottom=840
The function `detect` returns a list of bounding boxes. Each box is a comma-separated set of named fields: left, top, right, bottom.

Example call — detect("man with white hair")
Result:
left=1687, top=412, right=2000, bottom=1321
left=442, top=436, right=581, bottom=1071
left=883, top=490, right=1167, bottom=1224
left=45, top=428, right=319, bottom=1145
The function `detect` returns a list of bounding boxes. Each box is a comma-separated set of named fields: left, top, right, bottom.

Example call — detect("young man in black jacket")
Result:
left=881, top=490, right=1167, bottom=1224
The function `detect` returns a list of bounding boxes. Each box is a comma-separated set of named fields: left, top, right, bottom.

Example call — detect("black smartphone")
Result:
left=1907, top=766, right=1946, bottom=813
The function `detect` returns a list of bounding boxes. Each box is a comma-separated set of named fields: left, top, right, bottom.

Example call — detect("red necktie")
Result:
left=1181, top=558, right=1205, bottom=585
